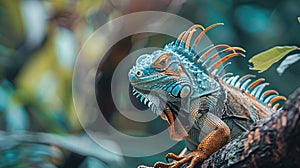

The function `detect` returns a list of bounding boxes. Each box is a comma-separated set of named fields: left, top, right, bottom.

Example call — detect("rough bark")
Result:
left=199, top=87, right=300, bottom=168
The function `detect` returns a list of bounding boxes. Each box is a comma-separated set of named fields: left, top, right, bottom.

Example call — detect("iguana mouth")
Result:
left=132, top=88, right=160, bottom=115
left=132, top=87, right=180, bottom=116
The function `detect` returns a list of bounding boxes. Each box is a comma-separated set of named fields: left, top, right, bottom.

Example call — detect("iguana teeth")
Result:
left=154, top=108, right=157, bottom=114
left=132, top=90, right=153, bottom=107
left=140, top=96, right=145, bottom=102
left=136, top=93, right=141, bottom=98
left=151, top=104, right=155, bottom=112
left=144, top=98, right=149, bottom=105
left=148, top=101, right=153, bottom=108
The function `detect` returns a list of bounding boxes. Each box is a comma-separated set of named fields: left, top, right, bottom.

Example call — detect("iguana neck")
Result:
left=191, top=87, right=226, bottom=119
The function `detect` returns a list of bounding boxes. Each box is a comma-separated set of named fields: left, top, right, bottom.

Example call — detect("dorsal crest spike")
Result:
left=230, top=75, right=240, bottom=86
left=176, top=31, right=186, bottom=46
left=235, top=74, right=256, bottom=88
left=247, top=78, right=265, bottom=90
left=185, top=29, right=196, bottom=49
left=210, top=47, right=245, bottom=62
left=202, top=46, right=246, bottom=71
left=268, top=96, right=287, bottom=107
left=214, top=62, right=232, bottom=77
left=185, top=25, right=205, bottom=49
left=264, top=95, right=277, bottom=104
left=180, top=31, right=190, bottom=44
left=209, top=53, right=245, bottom=70
left=241, top=79, right=252, bottom=91
left=200, top=44, right=233, bottom=60
left=254, top=83, right=269, bottom=99
left=262, top=90, right=279, bottom=96
left=220, top=72, right=233, bottom=80
left=192, top=23, right=224, bottom=49
left=272, top=103, right=280, bottom=111
left=197, top=44, right=214, bottom=56
left=260, top=90, right=279, bottom=102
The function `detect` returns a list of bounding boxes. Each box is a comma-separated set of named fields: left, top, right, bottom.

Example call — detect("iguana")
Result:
left=128, top=23, right=286, bottom=168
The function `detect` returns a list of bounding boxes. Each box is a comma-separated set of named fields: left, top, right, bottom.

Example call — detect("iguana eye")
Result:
left=136, top=70, right=142, bottom=77
left=152, top=53, right=171, bottom=70
left=159, top=60, right=166, bottom=66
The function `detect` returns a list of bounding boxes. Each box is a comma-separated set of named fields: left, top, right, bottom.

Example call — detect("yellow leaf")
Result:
left=249, top=46, right=298, bottom=73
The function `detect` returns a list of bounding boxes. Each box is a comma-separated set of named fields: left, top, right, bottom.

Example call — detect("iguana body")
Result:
left=128, top=23, right=286, bottom=168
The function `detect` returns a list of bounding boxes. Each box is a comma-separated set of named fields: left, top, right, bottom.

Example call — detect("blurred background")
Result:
left=0, top=0, right=299, bottom=167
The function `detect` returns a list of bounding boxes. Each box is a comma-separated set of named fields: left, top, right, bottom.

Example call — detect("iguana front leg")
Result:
left=155, top=113, right=230, bottom=168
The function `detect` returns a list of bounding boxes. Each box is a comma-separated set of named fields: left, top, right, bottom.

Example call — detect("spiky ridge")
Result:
left=162, top=23, right=286, bottom=111
left=221, top=73, right=286, bottom=111
left=163, top=23, right=246, bottom=78
left=159, top=23, right=246, bottom=94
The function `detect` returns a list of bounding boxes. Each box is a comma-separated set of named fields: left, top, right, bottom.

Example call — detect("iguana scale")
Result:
left=128, top=23, right=286, bottom=168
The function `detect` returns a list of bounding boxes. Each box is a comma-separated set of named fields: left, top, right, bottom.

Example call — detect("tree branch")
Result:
left=200, top=87, right=300, bottom=168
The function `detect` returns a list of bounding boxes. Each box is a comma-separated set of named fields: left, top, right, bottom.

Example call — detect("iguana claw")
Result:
left=166, top=153, right=184, bottom=162
left=153, top=151, right=205, bottom=168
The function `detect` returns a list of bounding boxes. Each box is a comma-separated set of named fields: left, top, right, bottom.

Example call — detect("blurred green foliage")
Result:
left=0, top=1, right=25, bottom=57
left=0, top=0, right=299, bottom=167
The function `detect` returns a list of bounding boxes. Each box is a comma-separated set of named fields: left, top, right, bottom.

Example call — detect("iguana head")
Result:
left=128, top=48, right=196, bottom=140
left=128, top=49, right=194, bottom=112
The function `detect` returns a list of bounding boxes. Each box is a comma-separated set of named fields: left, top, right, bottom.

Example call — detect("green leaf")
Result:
left=249, top=46, right=298, bottom=73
